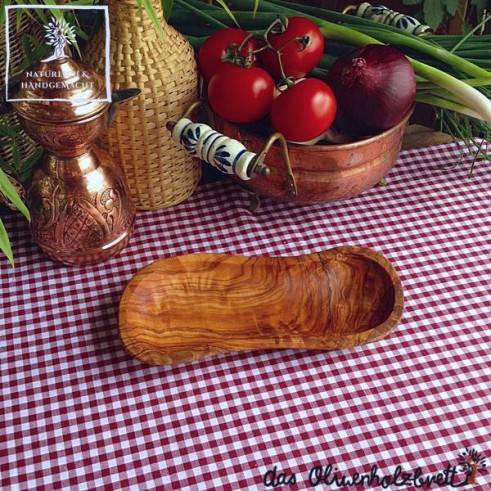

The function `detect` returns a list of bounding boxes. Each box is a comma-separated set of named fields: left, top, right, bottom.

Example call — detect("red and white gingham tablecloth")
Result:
left=1, top=142, right=491, bottom=490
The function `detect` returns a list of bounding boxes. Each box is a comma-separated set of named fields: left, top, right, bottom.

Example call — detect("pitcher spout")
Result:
left=108, top=88, right=141, bottom=126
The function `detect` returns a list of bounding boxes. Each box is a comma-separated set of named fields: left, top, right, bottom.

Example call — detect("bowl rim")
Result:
left=216, top=106, right=414, bottom=153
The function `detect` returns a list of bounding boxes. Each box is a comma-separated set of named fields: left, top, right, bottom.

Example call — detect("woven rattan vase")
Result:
left=84, top=0, right=200, bottom=210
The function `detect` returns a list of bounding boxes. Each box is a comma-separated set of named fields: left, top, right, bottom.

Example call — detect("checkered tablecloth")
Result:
left=2, top=142, right=491, bottom=491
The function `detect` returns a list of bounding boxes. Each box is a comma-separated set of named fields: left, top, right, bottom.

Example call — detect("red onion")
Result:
left=326, top=44, right=415, bottom=135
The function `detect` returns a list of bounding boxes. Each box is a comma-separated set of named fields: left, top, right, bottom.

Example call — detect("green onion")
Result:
left=256, top=0, right=491, bottom=80
left=409, top=59, right=491, bottom=123
left=173, top=0, right=228, bottom=29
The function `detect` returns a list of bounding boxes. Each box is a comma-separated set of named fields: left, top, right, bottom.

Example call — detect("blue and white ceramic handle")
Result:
left=170, top=117, right=268, bottom=181
left=355, top=2, right=432, bottom=35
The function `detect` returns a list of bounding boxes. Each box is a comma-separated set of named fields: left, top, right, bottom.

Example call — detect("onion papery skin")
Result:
left=326, top=44, right=416, bottom=135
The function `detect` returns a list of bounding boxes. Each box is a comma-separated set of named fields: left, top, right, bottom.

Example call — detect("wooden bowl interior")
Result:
left=119, top=247, right=403, bottom=365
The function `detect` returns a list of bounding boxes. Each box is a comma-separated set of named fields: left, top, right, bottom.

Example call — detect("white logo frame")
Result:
left=4, top=5, right=111, bottom=103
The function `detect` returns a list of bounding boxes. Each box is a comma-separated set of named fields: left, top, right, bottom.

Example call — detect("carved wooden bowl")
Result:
left=119, top=246, right=404, bottom=365
left=210, top=109, right=412, bottom=204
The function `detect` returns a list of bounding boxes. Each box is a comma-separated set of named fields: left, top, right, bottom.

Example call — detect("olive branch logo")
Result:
left=42, top=16, right=77, bottom=62
left=458, top=448, right=487, bottom=484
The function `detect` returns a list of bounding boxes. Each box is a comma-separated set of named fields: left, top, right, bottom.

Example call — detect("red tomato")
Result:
left=259, top=17, right=324, bottom=79
left=208, top=64, right=275, bottom=123
left=198, top=28, right=257, bottom=83
left=270, top=78, right=337, bottom=142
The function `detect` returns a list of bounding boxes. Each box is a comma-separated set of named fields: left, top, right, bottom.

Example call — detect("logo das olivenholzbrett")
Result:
left=458, top=447, right=487, bottom=485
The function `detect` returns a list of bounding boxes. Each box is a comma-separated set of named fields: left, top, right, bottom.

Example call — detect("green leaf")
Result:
left=15, top=2, right=48, bottom=26
left=137, top=0, right=165, bottom=39
left=22, top=35, right=35, bottom=66
left=471, top=0, right=487, bottom=20
left=215, top=0, right=241, bottom=28
left=0, top=0, right=7, bottom=27
left=16, top=8, right=23, bottom=32
left=72, top=40, right=82, bottom=59
left=0, top=167, right=30, bottom=221
left=0, top=126, right=14, bottom=139
left=253, top=0, right=261, bottom=18
left=424, top=0, right=446, bottom=29
left=0, top=160, right=14, bottom=178
left=68, top=0, right=99, bottom=4
left=443, top=0, right=460, bottom=17
left=403, top=0, right=424, bottom=5
left=162, top=0, right=174, bottom=20
left=40, top=0, right=63, bottom=21
left=74, top=25, right=89, bottom=42
left=23, top=33, right=44, bottom=53
left=12, top=140, right=20, bottom=172
left=0, top=218, right=14, bottom=267
left=16, top=46, right=50, bottom=73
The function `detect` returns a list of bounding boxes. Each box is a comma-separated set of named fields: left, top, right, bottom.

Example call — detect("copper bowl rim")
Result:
left=215, top=106, right=414, bottom=153
left=291, top=107, right=413, bottom=151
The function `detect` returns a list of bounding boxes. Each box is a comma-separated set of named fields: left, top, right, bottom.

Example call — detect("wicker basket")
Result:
left=84, top=0, right=201, bottom=210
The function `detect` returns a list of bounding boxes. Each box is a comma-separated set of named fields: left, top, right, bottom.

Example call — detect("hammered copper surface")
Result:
left=12, top=57, right=108, bottom=123
left=9, top=55, right=137, bottom=266
left=211, top=109, right=413, bottom=205
left=29, top=146, right=135, bottom=266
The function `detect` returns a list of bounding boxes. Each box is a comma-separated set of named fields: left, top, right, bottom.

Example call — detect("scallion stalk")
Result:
left=417, top=78, right=491, bottom=90
left=416, top=94, right=485, bottom=121
left=409, top=59, right=491, bottom=122
left=173, top=0, right=228, bottom=29
left=255, top=0, right=491, bottom=80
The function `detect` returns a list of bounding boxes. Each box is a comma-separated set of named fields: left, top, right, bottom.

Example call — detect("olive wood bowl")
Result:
left=119, top=246, right=404, bottom=365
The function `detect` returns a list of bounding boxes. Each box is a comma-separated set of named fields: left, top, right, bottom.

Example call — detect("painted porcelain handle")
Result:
left=355, top=2, right=432, bottom=35
left=169, top=117, right=269, bottom=181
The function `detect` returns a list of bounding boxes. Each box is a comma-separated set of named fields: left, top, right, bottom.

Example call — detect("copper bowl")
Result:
left=210, top=109, right=413, bottom=205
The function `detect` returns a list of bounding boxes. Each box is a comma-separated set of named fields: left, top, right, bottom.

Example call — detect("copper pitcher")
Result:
left=2, top=54, right=140, bottom=266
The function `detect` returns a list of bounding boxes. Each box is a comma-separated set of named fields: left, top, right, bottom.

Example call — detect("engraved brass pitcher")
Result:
left=4, top=55, right=139, bottom=266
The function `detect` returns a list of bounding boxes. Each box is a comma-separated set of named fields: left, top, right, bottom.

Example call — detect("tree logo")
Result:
left=4, top=4, right=111, bottom=103
left=42, top=16, right=77, bottom=62
left=458, top=448, right=487, bottom=484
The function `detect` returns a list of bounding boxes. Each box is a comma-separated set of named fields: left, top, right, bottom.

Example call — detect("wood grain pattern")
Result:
left=119, top=246, right=404, bottom=365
